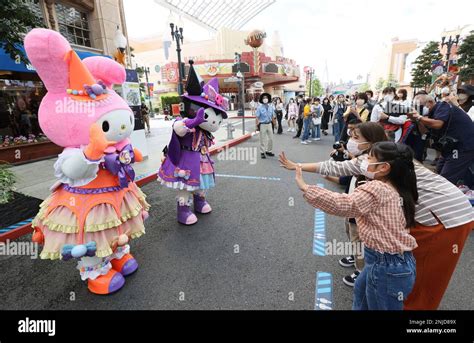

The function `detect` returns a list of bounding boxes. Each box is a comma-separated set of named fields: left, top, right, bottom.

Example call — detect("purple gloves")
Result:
left=185, top=107, right=207, bottom=129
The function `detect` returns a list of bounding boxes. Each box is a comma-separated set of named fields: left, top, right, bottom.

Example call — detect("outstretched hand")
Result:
left=295, top=164, right=308, bottom=192
left=279, top=151, right=297, bottom=170
left=186, top=107, right=207, bottom=129
left=84, top=123, right=116, bottom=160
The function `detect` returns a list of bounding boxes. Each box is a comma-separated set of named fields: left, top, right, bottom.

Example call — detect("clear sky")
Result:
left=123, top=0, right=474, bottom=84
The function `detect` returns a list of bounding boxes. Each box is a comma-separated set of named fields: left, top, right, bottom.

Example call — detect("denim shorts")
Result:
left=353, top=246, right=416, bottom=310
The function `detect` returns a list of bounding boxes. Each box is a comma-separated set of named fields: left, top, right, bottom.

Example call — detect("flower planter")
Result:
left=0, top=141, right=63, bottom=165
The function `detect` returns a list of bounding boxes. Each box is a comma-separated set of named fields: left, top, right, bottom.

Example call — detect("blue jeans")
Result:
left=353, top=247, right=416, bottom=310
left=333, top=118, right=345, bottom=142
left=302, top=117, right=311, bottom=141
left=310, top=122, right=321, bottom=139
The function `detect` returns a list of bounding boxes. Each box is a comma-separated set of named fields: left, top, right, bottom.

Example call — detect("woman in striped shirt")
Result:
left=280, top=123, right=473, bottom=309
left=295, top=142, right=419, bottom=310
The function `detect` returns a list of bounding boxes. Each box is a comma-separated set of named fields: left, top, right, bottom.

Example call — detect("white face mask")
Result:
left=360, top=159, right=387, bottom=179
left=347, top=139, right=368, bottom=156
left=262, top=98, right=269, bottom=104
left=356, top=99, right=365, bottom=106
left=458, top=94, right=469, bottom=102
left=384, top=94, right=394, bottom=103
left=422, top=106, right=430, bottom=116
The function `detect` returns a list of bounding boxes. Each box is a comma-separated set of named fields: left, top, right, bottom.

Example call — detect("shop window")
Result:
left=21, top=0, right=45, bottom=25
left=55, top=3, right=91, bottom=47
left=0, top=79, right=48, bottom=147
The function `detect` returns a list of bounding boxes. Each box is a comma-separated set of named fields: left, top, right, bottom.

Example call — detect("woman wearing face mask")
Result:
left=286, top=98, right=298, bottom=132
left=451, top=84, right=474, bottom=121
left=340, top=93, right=370, bottom=143
left=371, top=87, right=408, bottom=142
left=274, top=97, right=285, bottom=134
left=294, top=141, right=418, bottom=310
left=280, top=119, right=473, bottom=310
left=290, top=122, right=388, bottom=286
left=321, top=97, right=332, bottom=135
left=332, top=94, right=347, bottom=142
left=395, top=89, right=411, bottom=107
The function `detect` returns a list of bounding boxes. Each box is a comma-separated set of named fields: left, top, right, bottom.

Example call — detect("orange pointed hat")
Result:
left=64, top=50, right=108, bottom=101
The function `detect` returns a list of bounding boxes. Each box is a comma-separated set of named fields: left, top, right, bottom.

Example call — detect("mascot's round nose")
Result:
left=121, top=124, right=126, bottom=130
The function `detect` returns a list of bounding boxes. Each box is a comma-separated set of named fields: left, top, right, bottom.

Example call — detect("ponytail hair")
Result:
left=371, top=142, right=418, bottom=228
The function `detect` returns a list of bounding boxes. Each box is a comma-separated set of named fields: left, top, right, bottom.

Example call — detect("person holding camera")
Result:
left=340, top=93, right=370, bottom=143
left=279, top=120, right=473, bottom=309
left=408, top=94, right=474, bottom=188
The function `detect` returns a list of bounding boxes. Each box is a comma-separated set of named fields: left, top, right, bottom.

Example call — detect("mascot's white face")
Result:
left=96, top=109, right=135, bottom=142
left=199, top=107, right=223, bottom=133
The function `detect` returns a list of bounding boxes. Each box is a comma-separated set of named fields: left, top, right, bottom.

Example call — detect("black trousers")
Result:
left=276, top=111, right=283, bottom=134
left=295, top=117, right=303, bottom=137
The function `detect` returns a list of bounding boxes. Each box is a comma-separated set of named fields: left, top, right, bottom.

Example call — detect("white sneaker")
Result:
left=287, top=128, right=291, bottom=132
left=313, top=138, right=321, bottom=141
left=301, top=141, right=308, bottom=145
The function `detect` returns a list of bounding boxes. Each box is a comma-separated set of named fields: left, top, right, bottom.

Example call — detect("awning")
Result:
left=0, top=44, right=110, bottom=74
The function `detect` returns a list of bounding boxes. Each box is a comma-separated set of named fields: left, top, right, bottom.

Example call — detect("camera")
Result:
left=332, top=141, right=348, bottom=162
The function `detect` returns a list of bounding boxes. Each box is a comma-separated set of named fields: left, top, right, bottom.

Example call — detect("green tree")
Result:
left=457, top=30, right=474, bottom=82
left=358, top=83, right=370, bottom=92
left=384, top=74, right=399, bottom=88
left=0, top=0, right=45, bottom=64
left=375, top=77, right=385, bottom=92
left=307, top=76, right=323, bottom=97
left=410, top=41, right=442, bottom=90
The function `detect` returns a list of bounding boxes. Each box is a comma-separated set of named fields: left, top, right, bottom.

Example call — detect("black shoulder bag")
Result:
left=434, top=105, right=459, bottom=154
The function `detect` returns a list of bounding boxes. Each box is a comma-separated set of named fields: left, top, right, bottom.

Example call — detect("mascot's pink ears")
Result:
left=25, top=28, right=126, bottom=93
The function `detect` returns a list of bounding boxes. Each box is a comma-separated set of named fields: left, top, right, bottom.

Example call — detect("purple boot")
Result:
left=177, top=203, right=198, bottom=225
left=194, top=194, right=212, bottom=214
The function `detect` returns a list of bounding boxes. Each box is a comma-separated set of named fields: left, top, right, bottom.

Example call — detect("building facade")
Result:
left=0, top=0, right=130, bottom=163
left=131, top=28, right=303, bottom=109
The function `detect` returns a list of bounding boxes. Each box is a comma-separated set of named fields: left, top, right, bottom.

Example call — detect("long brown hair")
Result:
left=356, top=122, right=388, bottom=150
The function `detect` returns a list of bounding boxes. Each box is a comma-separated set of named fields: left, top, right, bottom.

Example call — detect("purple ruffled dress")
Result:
left=158, top=122, right=215, bottom=192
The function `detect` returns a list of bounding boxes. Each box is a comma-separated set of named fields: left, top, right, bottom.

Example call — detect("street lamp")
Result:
left=137, top=64, right=153, bottom=114
left=135, top=63, right=154, bottom=117
left=441, top=34, right=460, bottom=72
left=170, top=22, right=185, bottom=95
left=235, top=52, right=246, bottom=134
left=306, top=67, right=315, bottom=97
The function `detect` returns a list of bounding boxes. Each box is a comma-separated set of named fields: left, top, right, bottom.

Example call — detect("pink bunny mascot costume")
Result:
left=25, top=28, right=150, bottom=295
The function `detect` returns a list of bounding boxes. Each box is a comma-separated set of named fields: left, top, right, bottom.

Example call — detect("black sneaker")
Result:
left=338, top=255, right=355, bottom=268
left=261, top=153, right=266, bottom=159
left=343, top=271, right=360, bottom=287
left=265, top=152, right=275, bottom=157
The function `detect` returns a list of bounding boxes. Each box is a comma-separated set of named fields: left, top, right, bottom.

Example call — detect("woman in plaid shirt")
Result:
left=295, top=142, right=419, bottom=310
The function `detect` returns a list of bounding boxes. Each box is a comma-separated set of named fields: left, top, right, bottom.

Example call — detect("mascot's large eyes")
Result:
left=204, top=113, right=209, bottom=119
left=102, top=121, right=110, bottom=132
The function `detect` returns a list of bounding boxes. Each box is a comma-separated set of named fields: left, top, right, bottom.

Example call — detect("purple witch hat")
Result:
left=182, top=60, right=229, bottom=119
